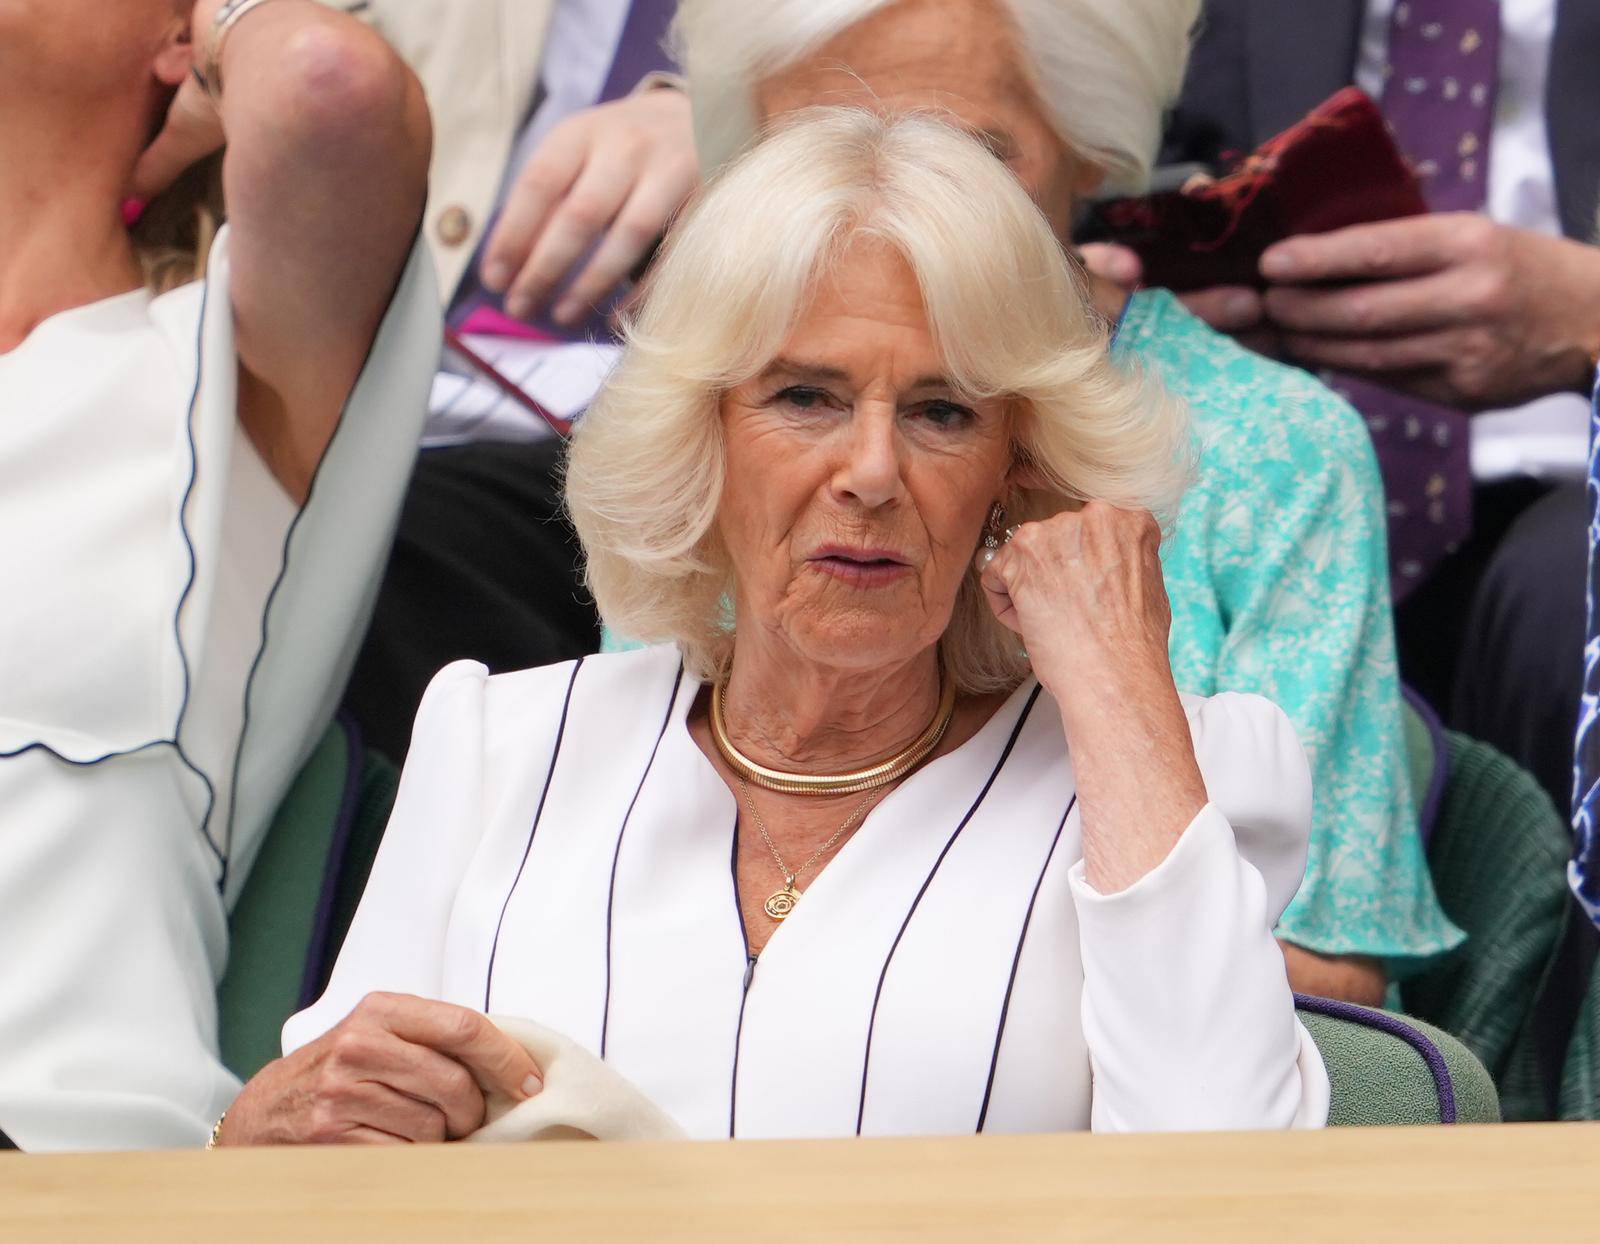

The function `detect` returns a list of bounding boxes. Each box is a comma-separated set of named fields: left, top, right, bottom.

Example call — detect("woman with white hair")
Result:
left=220, top=110, right=1328, bottom=1143
left=666, top=0, right=1464, bottom=1003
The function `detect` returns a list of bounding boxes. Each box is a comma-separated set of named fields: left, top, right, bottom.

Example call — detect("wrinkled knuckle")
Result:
left=1460, top=216, right=1496, bottom=253
left=306, top=1101, right=348, bottom=1145
left=612, top=214, right=658, bottom=249
left=1361, top=238, right=1393, bottom=273
left=359, top=991, right=401, bottom=1017
left=1474, top=271, right=1511, bottom=318
left=1009, top=523, right=1043, bottom=553
left=327, top=1026, right=374, bottom=1068
left=440, top=1005, right=484, bottom=1047
left=561, top=195, right=615, bottom=235
left=1346, top=293, right=1381, bottom=333
left=440, top=1061, right=476, bottom=1103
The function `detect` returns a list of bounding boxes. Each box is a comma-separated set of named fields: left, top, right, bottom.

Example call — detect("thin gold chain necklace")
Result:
left=736, top=776, right=878, bottom=920
left=709, top=673, right=957, bottom=796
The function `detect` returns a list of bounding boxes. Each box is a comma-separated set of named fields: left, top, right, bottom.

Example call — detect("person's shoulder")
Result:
left=1118, top=289, right=1371, bottom=453
left=482, top=644, right=684, bottom=707
left=470, top=644, right=685, bottom=739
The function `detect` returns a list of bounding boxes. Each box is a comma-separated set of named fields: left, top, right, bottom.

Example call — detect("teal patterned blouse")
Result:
left=604, top=287, right=1464, bottom=971
left=1117, top=289, right=1462, bottom=971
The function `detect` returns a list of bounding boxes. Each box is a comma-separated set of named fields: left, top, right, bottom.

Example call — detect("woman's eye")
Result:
left=773, top=385, right=831, bottom=411
left=914, top=400, right=977, bottom=429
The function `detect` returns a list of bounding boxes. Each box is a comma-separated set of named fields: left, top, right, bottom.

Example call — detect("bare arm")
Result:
left=137, top=0, right=432, bottom=501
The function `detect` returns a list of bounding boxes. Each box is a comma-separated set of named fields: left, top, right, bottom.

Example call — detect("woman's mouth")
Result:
left=807, top=547, right=913, bottom=588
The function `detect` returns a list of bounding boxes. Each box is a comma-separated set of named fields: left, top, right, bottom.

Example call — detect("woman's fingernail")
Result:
left=553, top=300, right=579, bottom=325
left=505, top=294, right=531, bottom=320
left=522, top=1074, right=543, bottom=1098
left=121, top=198, right=147, bottom=228
left=482, top=261, right=510, bottom=291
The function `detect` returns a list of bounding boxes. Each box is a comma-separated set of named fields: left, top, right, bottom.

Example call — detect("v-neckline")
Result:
left=668, top=673, right=1044, bottom=965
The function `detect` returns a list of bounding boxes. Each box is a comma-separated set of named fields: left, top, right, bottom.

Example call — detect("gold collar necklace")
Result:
left=709, top=672, right=958, bottom=797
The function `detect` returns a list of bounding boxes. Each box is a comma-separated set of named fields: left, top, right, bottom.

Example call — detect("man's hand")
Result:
left=481, top=87, right=699, bottom=327
left=1077, top=242, right=1277, bottom=346
left=1258, top=214, right=1600, bottom=410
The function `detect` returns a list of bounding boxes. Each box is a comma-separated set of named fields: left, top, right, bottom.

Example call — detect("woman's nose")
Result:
left=830, top=405, right=903, bottom=510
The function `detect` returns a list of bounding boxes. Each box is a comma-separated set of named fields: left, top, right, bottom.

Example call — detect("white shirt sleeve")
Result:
left=1071, top=694, right=1331, bottom=1131
left=283, top=661, right=494, bottom=1053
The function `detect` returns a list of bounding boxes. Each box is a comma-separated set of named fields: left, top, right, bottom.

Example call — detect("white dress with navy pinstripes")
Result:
left=0, top=228, right=438, bottom=1151
left=287, top=644, right=1331, bottom=1135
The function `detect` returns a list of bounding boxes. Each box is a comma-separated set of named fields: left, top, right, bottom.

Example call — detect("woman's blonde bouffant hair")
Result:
left=565, top=107, right=1193, bottom=693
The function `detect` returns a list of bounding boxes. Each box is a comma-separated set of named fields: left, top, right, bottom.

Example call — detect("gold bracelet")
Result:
left=205, top=1111, right=227, bottom=1150
left=196, top=0, right=293, bottom=102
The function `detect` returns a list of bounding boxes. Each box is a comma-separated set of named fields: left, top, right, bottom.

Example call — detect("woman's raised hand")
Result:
left=129, top=1, right=227, bottom=201
left=979, top=503, right=1207, bottom=893
left=216, top=993, right=542, bottom=1145
left=978, top=503, right=1175, bottom=722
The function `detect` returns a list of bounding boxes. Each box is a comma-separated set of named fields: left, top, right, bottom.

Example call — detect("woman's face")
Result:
left=716, top=241, right=1014, bottom=671
left=755, top=0, right=1097, bottom=243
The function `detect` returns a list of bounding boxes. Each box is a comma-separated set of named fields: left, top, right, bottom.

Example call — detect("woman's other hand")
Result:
left=129, top=73, right=224, bottom=202
left=216, top=993, right=542, bottom=1145
left=980, top=504, right=1208, bottom=892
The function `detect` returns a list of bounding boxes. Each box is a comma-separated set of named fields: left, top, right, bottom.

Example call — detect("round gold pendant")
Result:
left=764, top=886, right=802, bottom=920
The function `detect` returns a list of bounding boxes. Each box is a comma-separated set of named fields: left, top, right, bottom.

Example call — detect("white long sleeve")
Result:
left=283, top=661, right=494, bottom=1053
left=1072, top=694, right=1330, bottom=1131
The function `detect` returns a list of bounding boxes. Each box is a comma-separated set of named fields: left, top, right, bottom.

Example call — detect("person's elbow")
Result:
left=273, top=23, right=432, bottom=193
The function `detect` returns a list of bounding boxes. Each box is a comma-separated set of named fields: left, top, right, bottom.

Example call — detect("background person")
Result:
left=306, top=0, right=699, bottom=765
left=1089, top=0, right=1600, bottom=812
left=0, top=0, right=436, bottom=1149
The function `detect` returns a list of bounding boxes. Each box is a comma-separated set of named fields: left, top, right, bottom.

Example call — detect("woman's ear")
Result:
left=1005, top=451, right=1053, bottom=494
left=151, top=11, right=195, bottom=88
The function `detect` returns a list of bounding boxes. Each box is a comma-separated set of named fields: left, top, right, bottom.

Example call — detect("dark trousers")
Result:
left=341, top=438, right=599, bottom=765
left=1396, top=478, right=1585, bottom=816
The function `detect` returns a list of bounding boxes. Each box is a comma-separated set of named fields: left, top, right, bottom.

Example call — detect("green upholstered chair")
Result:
left=217, top=718, right=399, bottom=1082
left=1295, top=997, right=1499, bottom=1125
left=1397, top=707, right=1572, bottom=1121
left=1560, top=954, right=1600, bottom=1119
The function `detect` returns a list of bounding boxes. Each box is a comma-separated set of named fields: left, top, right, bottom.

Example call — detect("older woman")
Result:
left=667, top=0, right=1464, bottom=1003
left=221, top=111, right=1327, bottom=1144
left=0, top=0, right=435, bottom=1149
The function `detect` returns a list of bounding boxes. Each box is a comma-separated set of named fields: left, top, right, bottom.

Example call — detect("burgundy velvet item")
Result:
left=1097, top=87, right=1428, bottom=292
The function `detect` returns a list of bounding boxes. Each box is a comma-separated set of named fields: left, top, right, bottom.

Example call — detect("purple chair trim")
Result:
left=1294, top=993, right=1458, bottom=1124
left=1402, top=684, right=1450, bottom=851
left=297, top=713, right=367, bottom=1011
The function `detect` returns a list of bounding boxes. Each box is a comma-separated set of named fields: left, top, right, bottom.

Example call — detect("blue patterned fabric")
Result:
left=1571, top=372, right=1600, bottom=928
